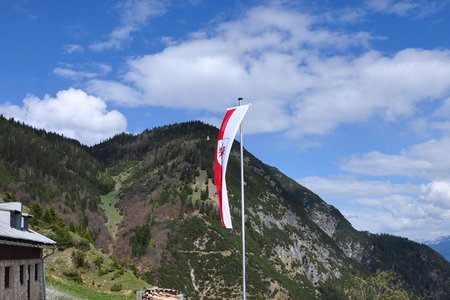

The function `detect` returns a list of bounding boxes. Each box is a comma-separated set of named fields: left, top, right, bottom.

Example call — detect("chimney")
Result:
left=10, top=210, right=22, bottom=229
left=22, top=214, right=31, bottom=230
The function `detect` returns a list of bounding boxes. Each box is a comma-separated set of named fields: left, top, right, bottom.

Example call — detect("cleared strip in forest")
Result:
left=100, top=176, right=124, bottom=238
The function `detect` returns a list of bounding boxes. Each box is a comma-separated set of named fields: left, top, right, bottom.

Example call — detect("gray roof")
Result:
left=0, top=202, right=56, bottom=246
left=0, top=202, right=21, bottom=212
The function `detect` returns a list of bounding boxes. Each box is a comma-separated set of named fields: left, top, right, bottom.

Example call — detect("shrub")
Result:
left=51, top=227, right=74, bottom=250
left=72, top=250, right=86, bottom=268
left=110, top=283, right=123, bottom=292
left=62, top=269, right=83, bottom=283
left=94, top=256, right=104, bottom=268
left=130, top=223, right=151, bottom=257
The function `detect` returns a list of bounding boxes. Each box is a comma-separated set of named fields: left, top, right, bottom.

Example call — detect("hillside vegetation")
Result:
left=1, top=116, right=449, bottom=299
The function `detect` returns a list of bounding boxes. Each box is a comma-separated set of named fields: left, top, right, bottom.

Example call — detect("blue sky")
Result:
left=2, top=0, right=450, bottom=241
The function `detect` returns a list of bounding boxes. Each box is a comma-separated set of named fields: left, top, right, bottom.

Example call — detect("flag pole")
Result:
left=238, top=97, right=246, bottom=300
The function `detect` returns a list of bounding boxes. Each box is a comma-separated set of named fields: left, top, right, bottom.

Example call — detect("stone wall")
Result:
left=0, top=258, right=44, bottom=300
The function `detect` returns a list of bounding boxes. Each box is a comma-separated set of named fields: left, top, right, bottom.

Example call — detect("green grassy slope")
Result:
left=46, top=245, right=148, bottom=299
left=99, top=176, right=124, bottom=238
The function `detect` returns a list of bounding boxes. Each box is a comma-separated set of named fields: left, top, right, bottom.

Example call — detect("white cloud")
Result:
left=87, top=79, right=142, bottom=106
left=365, top=0, right=446, bottom=17
left=421, top=181, right=450, bottom=209
left=306, top=131, right=450, bottom=240
left=64, top=44, right=85, bottom=54
left=127, top=7, right=363, bottom=84
left=90, top=0, right=167, bottom=51
left=322, top=7, right=367, bottom=24
left=89, top=5, right=370, bottom=129
left=298, top=176, right=450, bottom=240
left=289, top=49, right=450, bottom=136
left=344, top=206, right=450, bottom=240
left=88, top=5, right=450, bottom=139
left=53, top=63, right=112, bottom=80
left=53, top=67, right=93, bottom=79
left=299, top=176, right=419, bottom=199
left=0, top=88, right=127, bottom=146
left=366, top=0, right=418, bottom=15
left=341, top=138, right=450, bottom=180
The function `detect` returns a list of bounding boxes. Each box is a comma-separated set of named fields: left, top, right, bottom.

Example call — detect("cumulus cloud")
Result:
left=340, top=138, right=450, bottom=180
left=344, top=204, right=450, bottom=240
left=88, top=5, right=450, bottom=138
left=90, top=5, right=371, bottom=131
left=0, top=88, right=127, bottom=145
left=304, top=133, right=450, bottom=240
left=289, top=49, right=450, bottom=136
left=87, top=79, right=142, bottom=106
left=421, top=181, right=450, bottom=209
left=299, top=176, right=450, bottom=240
left=90, top=0, right=167, bottom=51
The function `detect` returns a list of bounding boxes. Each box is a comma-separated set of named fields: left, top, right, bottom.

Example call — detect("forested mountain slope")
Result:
left=1, top=116, right=449, bottom=299
left=91, top=121, right=450, bottom=299
left=0, top=115, right=113, bottom=249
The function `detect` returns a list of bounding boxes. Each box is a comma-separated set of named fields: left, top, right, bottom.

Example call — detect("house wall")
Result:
left=0, top=244, right=41, bottom=260
left=0, top=245, right=45, bottom=300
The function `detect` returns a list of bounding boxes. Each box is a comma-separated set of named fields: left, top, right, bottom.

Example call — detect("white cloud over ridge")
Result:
left=0, top=88, right=127, bottom=146
left=88, top=5, right=450, bottom=138
left=299, top=176, right=450, bottom=240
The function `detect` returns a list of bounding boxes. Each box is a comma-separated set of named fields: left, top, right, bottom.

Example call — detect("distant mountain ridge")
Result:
left=1, top=116, right=450, bottom=299
left=426, top=235, right=450, bottom=262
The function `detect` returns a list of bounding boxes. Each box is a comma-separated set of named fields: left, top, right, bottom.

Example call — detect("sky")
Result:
left=1, top=0, right=450, bottom=241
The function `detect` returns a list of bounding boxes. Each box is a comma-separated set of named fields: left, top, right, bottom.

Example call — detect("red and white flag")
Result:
left=214, top=104, right=249, bottom=229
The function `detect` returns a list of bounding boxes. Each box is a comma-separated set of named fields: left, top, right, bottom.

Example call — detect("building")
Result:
left=0, top=202, right=56, bottom=300
left=137, top=287, right=185, bottom=300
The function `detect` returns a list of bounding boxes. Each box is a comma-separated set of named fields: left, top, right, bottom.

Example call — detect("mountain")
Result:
left=0, top=115, right=114, bottom=249
left=426, top=236, right=450, bottom=262
left=1, top=116, right=450, bottom=299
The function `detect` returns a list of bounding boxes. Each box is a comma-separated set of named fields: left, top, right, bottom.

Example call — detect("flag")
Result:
left=214, top=104, right=249, bottom=229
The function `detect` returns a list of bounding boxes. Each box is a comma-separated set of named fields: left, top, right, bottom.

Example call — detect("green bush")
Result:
left=130, top=223, right=151, bottom=257
left=51, top=227, right=74, bottom=250
left=94, top=256, right=104, bottom=268
left=110, top=283, right=123, bottom=292
left=62, top=269, right=83, bottom=283
left=72, top=250, right=86, bottom=268
left=98, top=267, right=114, bottom=276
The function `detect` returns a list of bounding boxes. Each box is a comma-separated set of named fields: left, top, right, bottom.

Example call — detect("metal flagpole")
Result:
left=238, top=97, right=246, bottom=300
